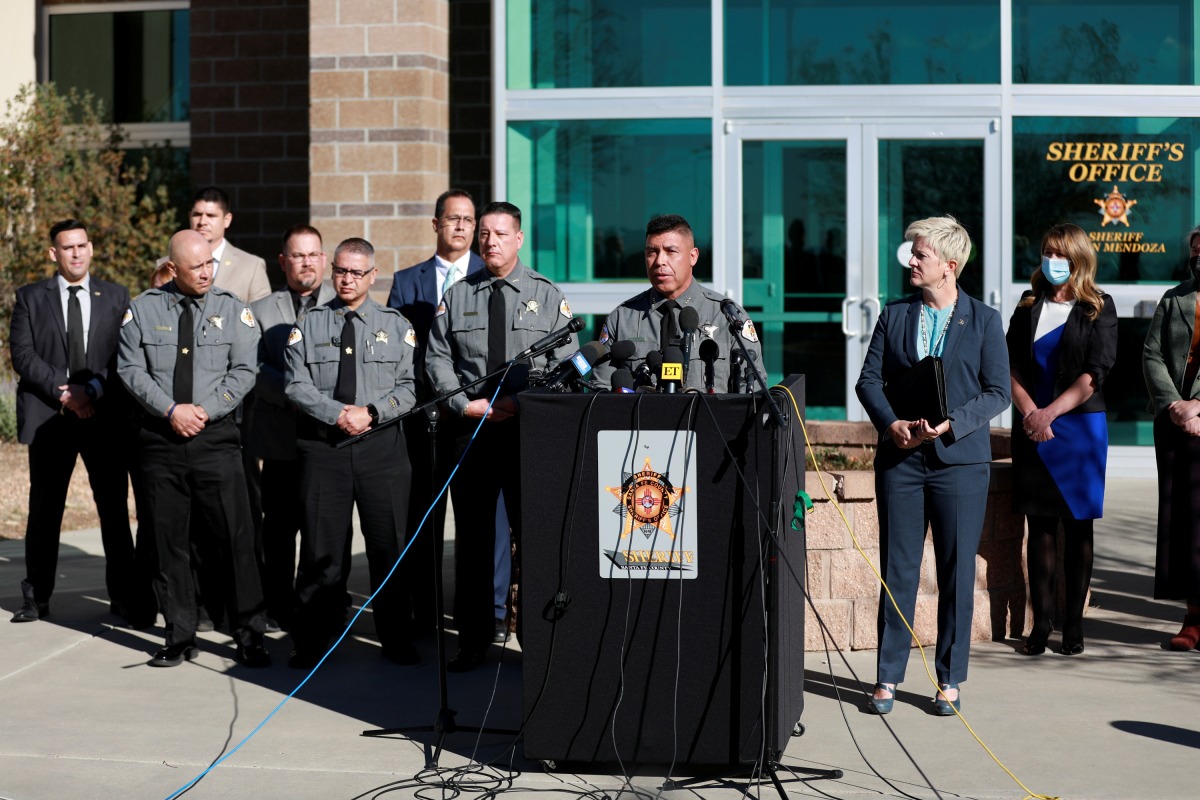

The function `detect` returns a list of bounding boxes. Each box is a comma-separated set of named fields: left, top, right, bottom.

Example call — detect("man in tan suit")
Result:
left=190, top=186, right=270, bottom=303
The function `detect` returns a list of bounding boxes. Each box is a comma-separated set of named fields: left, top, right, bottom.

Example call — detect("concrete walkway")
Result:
left=0, top=479, right=1193, bottom=799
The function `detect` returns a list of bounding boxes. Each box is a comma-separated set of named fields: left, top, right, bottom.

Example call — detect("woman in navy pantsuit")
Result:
left=855, top=216, right=1010, bottom=716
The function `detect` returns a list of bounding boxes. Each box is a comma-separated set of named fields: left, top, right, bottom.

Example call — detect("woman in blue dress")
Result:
left=1007, top=223, right=1117, bottom=656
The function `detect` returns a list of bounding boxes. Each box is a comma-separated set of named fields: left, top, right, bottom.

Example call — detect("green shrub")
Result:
left=0, top=386, right=16, bottom=444
left=1, top=82, right=179, bottom=373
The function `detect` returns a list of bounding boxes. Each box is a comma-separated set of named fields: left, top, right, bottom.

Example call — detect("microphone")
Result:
left=607, top=339, right=637, bottom=367
left=678, top=306, right=699, bottom=384
left=698, top=338, right=719, bottom=394
left=728, top=348, right=743, bottom=393
left=660, top=345, right=684, bottom=394
left=632, top=350, right=661, bottom=390
left=719, top=298, right=745, bottom=328
left=534, top=340, right=607, bottom=391
left=610, top=368, right=635, bottom=393
left=512, top=316, right=585, bottom=361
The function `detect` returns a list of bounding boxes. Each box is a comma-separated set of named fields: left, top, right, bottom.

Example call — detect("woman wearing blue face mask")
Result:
left=1007, top=223, right=1117, bottom=657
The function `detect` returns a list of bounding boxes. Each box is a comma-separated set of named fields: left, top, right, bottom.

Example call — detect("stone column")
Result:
left=310, top=0, right=449, bottom=285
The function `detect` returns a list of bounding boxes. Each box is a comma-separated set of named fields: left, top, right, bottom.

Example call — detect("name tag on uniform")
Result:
left=463, top=311, right=479, bottom=317
left=154, top=325, right=172, bottom=331
left=628, top=336, right=645, bottom=343
left=315, top=342, right=334, bottom=348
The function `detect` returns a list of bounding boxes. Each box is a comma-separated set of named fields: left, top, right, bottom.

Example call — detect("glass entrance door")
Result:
left=730, top=125, right=862, bottom=420
left=729, top=121, right=999, bottom=421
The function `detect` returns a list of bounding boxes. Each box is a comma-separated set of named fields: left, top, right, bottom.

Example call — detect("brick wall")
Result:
left=309, top=0, right=449, bottom=283
left=448, top=0, right=492, bottom=205
left=190, top=0, right=311, bottom=284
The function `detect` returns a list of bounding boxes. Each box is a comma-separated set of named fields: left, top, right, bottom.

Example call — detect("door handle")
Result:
left=862, top=297, right=881, bottom=335
left=841, top=296, right=860, bottom=337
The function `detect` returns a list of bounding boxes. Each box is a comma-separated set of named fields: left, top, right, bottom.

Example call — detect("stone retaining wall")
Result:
left=800, top=422, right=1027, bottom=652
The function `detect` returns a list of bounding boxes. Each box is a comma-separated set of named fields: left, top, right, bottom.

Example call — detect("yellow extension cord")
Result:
left=774, top=384, right=1058, bottom=800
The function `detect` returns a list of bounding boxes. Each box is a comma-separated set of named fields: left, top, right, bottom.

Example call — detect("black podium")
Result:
left=519, top=380, right=807, bottom=767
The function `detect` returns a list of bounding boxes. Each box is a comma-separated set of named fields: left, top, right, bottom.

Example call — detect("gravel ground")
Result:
left=0, top=442, right=135, bottom=539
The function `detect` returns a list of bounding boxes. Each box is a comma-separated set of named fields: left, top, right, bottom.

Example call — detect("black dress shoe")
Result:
left=235, top=642, right=272, bottom=668
left=12, top=599, right=49, bottom=623
left=382, top=641, right=420, bottom=665
left=111, top=601, right=156, bottom=630
left=494, top=619, right=511, bottom=644
left=446, top=646, right=488, bottom=673
left=262, top=617, right=282, bottom=634
left=149, top=642, right=199, bottom=667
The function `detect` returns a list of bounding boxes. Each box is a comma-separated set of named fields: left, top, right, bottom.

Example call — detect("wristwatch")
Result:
left=83, top=383, right=98, bottom=401
left=366, top=404, right=379, bottom=423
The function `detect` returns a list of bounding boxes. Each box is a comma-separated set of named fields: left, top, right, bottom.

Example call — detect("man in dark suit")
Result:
left=247, top=224, right=336, bottom=629
left=386, top=189, right=485, bottom=637
left=9, top=220, right=146, bottom=624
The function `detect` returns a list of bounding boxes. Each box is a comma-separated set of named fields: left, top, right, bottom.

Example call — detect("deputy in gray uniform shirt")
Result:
left=117, top=229, right=269, bottom=668
left=284, top=237, right=419, bottom=668
left=425, top=200, right=575, bottom=672
left=597, top=214, right=764, bottom=392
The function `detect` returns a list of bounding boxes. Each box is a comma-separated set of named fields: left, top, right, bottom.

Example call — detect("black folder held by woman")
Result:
left=884, top=356, right=948, bottom=427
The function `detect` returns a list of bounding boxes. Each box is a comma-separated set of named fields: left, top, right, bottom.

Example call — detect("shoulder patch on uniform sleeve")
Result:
left=559, top=298, right=572, bottom=318
left=287, top=327, right=303, bottom=346
left=240, top=307, right=256, bottom=328
left=121, top=309, right=133, bottom=327
left=741, top=319, right=759, bottom=343
left=435, top=302, right=446, bottom=318
left=404, top=327, right=417, bottom=348
left=599, top=323, right=610, bottom=344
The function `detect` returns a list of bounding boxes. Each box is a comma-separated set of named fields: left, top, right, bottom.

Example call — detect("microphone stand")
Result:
left=726, top=318, right=786, bottom=429
left=359, top=334, right=572, bottom=762
left=336, top=329, right=576, bottom=449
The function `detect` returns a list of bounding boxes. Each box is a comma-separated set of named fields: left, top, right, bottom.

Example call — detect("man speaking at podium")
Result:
left=426, top=201, right=576, bottom=671
left=597, top=214, right=762, bottom=392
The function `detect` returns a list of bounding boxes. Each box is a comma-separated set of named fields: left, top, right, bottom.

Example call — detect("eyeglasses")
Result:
left=331, top=266, right=374, bottom=281
left=286, top=252, right=324, bottom=263
left=441, top=215, right=475, bottom=227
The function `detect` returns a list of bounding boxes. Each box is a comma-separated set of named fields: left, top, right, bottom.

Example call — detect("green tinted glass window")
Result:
left=1013, top=0, right=1196, bottom=84
left=506, top=119, right=712, bottom=282
left=507, top=0, right=711, bottom=89
left=725, top=0, right=1000, bottom=85
left=1013, top=117, right=1199, bottom=283
left=877, top=140, right=986, bottom=303
left=49, top=10, right=190, bottom=123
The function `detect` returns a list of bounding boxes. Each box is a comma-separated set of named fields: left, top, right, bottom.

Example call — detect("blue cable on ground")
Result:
left=163, top=382, right=504, bottom=800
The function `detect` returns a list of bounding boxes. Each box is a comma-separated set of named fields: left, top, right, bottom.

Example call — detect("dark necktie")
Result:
left=66, top=286, right=86, bottom=382
left=173, top=297, right=195, bottom=404
left=334, top=310, right=358, bottom=404
left=659, top=299, right=679, bottom=351
left=487, top=280, right=508, bottom=375
left=294, top=291, right=316, bottom=319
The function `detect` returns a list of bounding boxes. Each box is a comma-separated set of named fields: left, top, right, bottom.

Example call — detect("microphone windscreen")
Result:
left=566, top=316, right=585, bottom=333
left=645, top=350, right=663, bottom=371
left=679, top=306, right=700, bottom=333
left=579, top=340, right=608, bottom=366
left=610, top=368, right=635, bottom=392
left=698, top=338, right=719, bottom=360
left=609, top=339, right=637, bottom=363
left=663, top=345, right=684, bottom=363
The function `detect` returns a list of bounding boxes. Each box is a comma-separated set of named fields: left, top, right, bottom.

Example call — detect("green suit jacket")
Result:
left=1144, top=276, right=1200, bottom=415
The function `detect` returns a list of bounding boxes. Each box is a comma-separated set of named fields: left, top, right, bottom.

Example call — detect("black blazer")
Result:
left=9, top=275, right=131, bottom=444
left=1006, top=291, right=1117, bottom=415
